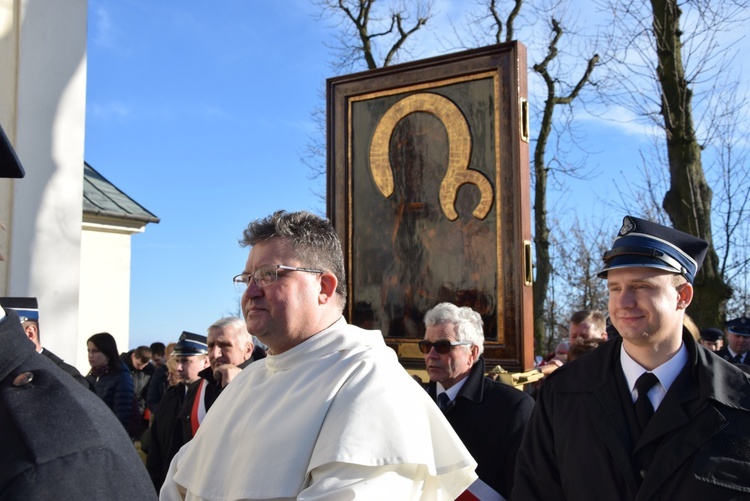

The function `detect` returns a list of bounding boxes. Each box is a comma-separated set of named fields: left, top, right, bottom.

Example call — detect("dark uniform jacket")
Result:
left=146, top=363, right=168, bottom=413
left=146, top=357, right=257, bottom=492
left=146, top=382, right=187, bottom=492
left=513, top=330, right=750, bottom=500
left=0, top=309, right=156, bottom=500
left=716, top=346, right=748, bottom=365
left=41, top=347, right=90, bottom=389
left=428, top=356, right=534, bottom=500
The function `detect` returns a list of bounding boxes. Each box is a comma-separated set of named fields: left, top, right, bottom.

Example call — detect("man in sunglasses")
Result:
left=161, top=210, right=477, bottom=499
left=421, top=302, right=534, bottom=501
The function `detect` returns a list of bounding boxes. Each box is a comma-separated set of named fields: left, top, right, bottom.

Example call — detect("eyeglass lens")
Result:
left=233, top=266, right=279, bottom=292
left=418, top=340, right=455, bottom=355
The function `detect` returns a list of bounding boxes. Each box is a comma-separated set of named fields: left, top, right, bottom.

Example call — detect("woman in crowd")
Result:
left=86, top=332, right=136, bottom=431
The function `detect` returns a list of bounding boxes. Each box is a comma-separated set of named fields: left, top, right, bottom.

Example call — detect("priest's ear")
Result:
left=318, top=271, right=338, bottom=305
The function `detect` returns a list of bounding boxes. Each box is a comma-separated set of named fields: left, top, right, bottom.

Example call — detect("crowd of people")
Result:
left=3, top=133, right=750, bottom=500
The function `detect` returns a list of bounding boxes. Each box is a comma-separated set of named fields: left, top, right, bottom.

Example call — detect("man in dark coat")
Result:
left=146, top=342, right=174, bottom=415
left=0, top=306, right=157, bottom=499
left=513, top=215, right=750, bottom=500
left=146, top=331, right=209, bottom=492
left=421, top=302, right=534, bottom=500
left=0, top=296, right=89, bottom=389
left=716, top=316, right=750, bottom=364
left=699, top=326, right=725, bottom=352
left=121, top=345, right=154, bottom=438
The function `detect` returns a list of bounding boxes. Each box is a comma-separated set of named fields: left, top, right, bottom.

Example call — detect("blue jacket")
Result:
left=87, top=362, right=135, bottom=429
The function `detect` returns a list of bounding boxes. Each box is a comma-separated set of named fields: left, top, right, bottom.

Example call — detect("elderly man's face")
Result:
left=423, top=322, right=477, bottom=390
left=240, top=238, right=323, bottom=354
left=727, top=333, right=750, bottom=354
left=207, top=325, right=252, bottom=370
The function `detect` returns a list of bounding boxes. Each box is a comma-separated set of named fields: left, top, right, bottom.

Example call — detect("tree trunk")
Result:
left=650, top=0, right=732, bottom=328
left=533, top=96, right=554, bottom=355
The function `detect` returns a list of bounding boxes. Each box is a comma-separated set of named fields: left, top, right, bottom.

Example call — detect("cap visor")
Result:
left=599, top=255, right=682, bottom=278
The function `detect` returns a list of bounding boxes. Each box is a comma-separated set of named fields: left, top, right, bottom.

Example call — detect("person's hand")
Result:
left=538, top=359, right=563, bottom=376
left=213, top=364, right=242, bottom=387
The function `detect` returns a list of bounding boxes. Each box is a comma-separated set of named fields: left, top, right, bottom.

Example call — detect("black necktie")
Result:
left=634, top=372, right=659, bottom=431
left=437, top=392, right=451, bottom=412
left=733, top=353, right=745, bottom=364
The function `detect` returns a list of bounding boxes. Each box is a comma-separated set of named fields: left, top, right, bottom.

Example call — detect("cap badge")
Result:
left=618, top=216, right=636, bottom=236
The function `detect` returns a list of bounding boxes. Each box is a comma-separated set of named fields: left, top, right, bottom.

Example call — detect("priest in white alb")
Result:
left=160, top=210, right=477, bottom=500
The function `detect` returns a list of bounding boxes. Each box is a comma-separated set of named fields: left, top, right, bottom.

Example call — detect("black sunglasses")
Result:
left=418, top=339, right=473, bottom=355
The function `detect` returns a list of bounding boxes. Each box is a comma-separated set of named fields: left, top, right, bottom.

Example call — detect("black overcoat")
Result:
left=41, top=348, right=90, bottom=389
left=0, top=309, right=156, bottom=500
left=513, top=330, right=750, bottom=500
left=716, top=346, right=748, bottom=365
left=428, top=356, right=534, bottom=500
left=146, top=381, right=187, bottom=492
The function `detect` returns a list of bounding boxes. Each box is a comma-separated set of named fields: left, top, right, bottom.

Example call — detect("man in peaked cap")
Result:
left=717, top=316, right=750, bottom=364
left=514, top=215, right=750, bottom=500
left=699, top=327, right=725, bottom=352
left=0, top=124, right=156, bottom=499
left=146, top=331, right=209, bottom=492
left=0, top=297, right=89, bottom=388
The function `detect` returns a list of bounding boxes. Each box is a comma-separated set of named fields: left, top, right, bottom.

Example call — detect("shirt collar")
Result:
left=620, top=342, right=688, bottom=408
left=727, top=347, right=742, bottom=358
left=437, top=376, right=468, bottom=402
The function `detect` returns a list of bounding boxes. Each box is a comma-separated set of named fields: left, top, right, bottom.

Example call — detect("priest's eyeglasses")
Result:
left=417, top=340, right=473, bottom=355
left=233, top=264, right=324, bottom=292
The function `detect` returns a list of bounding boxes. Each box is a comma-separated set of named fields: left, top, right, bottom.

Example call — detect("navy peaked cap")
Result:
left=699, top=327, right=724, bottom=342
left=0, top=297, right=39, bottom=321
left=173, top=331, right=208, bottom=355
left=598, top=215, right=709, bottom=284
left=726, top=317, right=750, bottom=337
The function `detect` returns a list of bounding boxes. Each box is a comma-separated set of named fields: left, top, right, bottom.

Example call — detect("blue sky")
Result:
left=85, top=1, right=337, bottom=348
left=85, top=1, right=749, bottom=349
